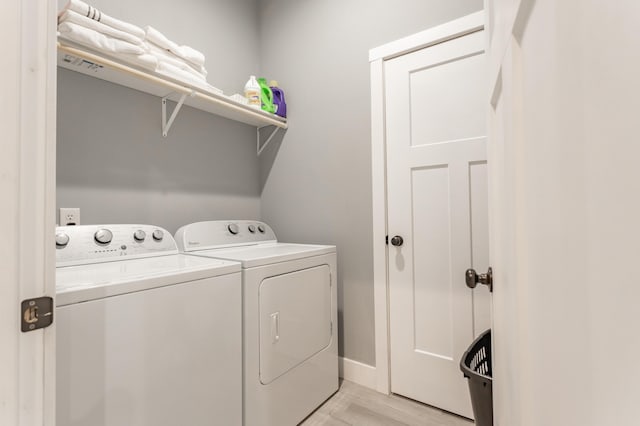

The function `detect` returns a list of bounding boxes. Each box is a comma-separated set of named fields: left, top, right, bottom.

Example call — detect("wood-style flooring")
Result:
left=300, top=380, right=473, bottom=426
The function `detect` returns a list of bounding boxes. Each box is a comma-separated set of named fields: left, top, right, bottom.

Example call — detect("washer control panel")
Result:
left=174, top=220, right=277, bottom=252
left=56, top=224, right=178, bottom=267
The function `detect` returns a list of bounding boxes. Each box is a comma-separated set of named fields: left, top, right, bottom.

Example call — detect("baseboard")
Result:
left=339, top=357, right=377, bottom=390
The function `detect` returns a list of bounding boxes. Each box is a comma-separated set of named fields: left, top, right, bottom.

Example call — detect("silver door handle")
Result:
left=465, top=267, right=493, bottom=292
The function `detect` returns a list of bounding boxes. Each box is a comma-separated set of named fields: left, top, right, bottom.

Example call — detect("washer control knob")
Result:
left=55, top=232, right=69, bottom=247
left=257, top=224, right=266, bottom=233
left=133, top=230, right=146, bottom=242
left=152, top=229, right=164, bottom=241
left=228, top=223, right=239, bottom=235
left=94, top=229, right=113, bottom=245
left=248, top=224, right=256, bottom=233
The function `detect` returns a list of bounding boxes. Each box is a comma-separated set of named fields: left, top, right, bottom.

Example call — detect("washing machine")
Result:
left=174, top=220, right=338, bottom=426
left=55, top=224, right=243, bottom=426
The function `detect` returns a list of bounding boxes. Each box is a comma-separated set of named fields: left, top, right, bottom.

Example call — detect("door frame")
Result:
left=0, top=0, right=57, bottom=424
left=369, top=11, right=484, bottom=394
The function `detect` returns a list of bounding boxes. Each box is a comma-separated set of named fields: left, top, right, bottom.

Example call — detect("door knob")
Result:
left=390, top=236, right=404, bottom=247
left=465, top=267, right=493, bottom=292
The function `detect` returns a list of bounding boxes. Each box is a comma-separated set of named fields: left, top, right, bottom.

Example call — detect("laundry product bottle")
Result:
left=270, top=80, right=287, bottom=118
left=258, top=77, right=276, bottom=114
left=244, top=75, right=261, bottom=108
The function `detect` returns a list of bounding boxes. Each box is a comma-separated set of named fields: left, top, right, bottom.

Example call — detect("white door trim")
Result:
left=0, top=0, right=57, bottom=424
left=369, top=11, right=484, bottom=62
left=369, top=11, right=485, bottom=395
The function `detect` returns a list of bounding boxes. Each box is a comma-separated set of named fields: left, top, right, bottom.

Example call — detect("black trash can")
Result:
left=460, top=329, right=493, bottom=426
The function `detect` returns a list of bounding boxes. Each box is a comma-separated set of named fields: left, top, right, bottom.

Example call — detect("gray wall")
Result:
left=57, top=0, right=262, bottom=233
left=258, top=0, right=483, bottom=365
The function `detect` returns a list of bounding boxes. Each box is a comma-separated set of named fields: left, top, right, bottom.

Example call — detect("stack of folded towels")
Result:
left=57, top=0, right=215, bottom=93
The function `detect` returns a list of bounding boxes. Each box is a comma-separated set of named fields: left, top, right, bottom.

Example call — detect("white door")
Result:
left=385, top=29, right=489, bottom=418
left=0, top=0, right=57, bottom=425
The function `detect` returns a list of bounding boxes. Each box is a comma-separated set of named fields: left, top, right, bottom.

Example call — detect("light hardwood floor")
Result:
left=300, top=380, right=473, bottom=426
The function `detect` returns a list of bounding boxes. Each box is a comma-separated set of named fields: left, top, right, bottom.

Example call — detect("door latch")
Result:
left=465, top=267, right=493, bottom=292
left=21, top=297, right=54, bottom=332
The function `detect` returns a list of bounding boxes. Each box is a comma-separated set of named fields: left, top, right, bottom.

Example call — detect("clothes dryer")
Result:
left=174, top=220, right=338, bottom=426
left=55, top=224, right=243, bottom=426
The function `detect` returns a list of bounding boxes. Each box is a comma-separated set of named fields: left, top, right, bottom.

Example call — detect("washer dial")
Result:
left=94, top=229, right=113, bottom=245
left=55, top=232, right=69, bottom=247
left=133, top=230, right=146, bottom=242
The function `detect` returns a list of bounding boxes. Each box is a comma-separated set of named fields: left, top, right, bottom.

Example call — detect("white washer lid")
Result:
left=190, top=243, right=336, bottom=268
left=56, top=254, right=241, bottom=306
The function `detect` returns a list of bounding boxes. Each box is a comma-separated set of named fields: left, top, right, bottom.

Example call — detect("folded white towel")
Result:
left=59, top=21, right=145, bottom=56
left=229, top=94, right=249, bottom=105
left=178, top=45, right=206, bottom=68
left=157, top=60, right=208, bottom=88
left=143, top=25, right=174, bottom=51
left=114, top=52, right=158, bottom=72
left=156, top=61, right=223, bottom=96
left=144, top=26, right=206, bottom=68
left=59, top=10, right=145, bottom=47
left=59, top=0, right=145, bottom=40
left=147, top=42, right=207, bottom=79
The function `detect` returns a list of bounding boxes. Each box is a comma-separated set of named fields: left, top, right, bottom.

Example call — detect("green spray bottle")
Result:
left=258, top=77, right=276, bottom=114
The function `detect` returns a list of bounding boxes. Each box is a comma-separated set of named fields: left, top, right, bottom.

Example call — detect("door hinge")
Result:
left=21, top=297, right=54, bottom=332
left=330, top=321, right=333, bottom=335
left=385, top=235, right=389, bottom=245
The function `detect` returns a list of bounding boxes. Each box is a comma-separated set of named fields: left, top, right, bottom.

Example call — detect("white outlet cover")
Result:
left=59, top=208, right=80, bottom=226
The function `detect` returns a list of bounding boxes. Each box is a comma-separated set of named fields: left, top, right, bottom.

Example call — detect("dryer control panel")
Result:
left=55, top=224, right=178, bottom=267
left=174, top=220, right=277, bottom=252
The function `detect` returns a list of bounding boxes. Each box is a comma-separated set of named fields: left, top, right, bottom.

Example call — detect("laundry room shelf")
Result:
left=57, top=41, right=288, bottom=136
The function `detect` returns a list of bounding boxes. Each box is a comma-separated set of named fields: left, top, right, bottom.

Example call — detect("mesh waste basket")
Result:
left=460, top=329, right=493, bottom=426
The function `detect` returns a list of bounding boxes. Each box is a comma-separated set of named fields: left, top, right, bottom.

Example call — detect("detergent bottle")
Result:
left=258, top=77, right=276, bottom=114
left=244, top=75, right=261, bottom=108
left=270, top=80, right=287, bottom=118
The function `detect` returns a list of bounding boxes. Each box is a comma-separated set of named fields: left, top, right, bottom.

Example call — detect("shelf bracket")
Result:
left=257, top=125, right=281, bottom=156
left=162, top=91, right=195, bottom=137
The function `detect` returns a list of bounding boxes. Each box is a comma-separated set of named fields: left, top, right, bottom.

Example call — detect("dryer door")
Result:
left=259, top=264, right=332, bottom=384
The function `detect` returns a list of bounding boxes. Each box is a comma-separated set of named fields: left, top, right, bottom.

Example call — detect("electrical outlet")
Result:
left=59, top=208, right=80, bottom=226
